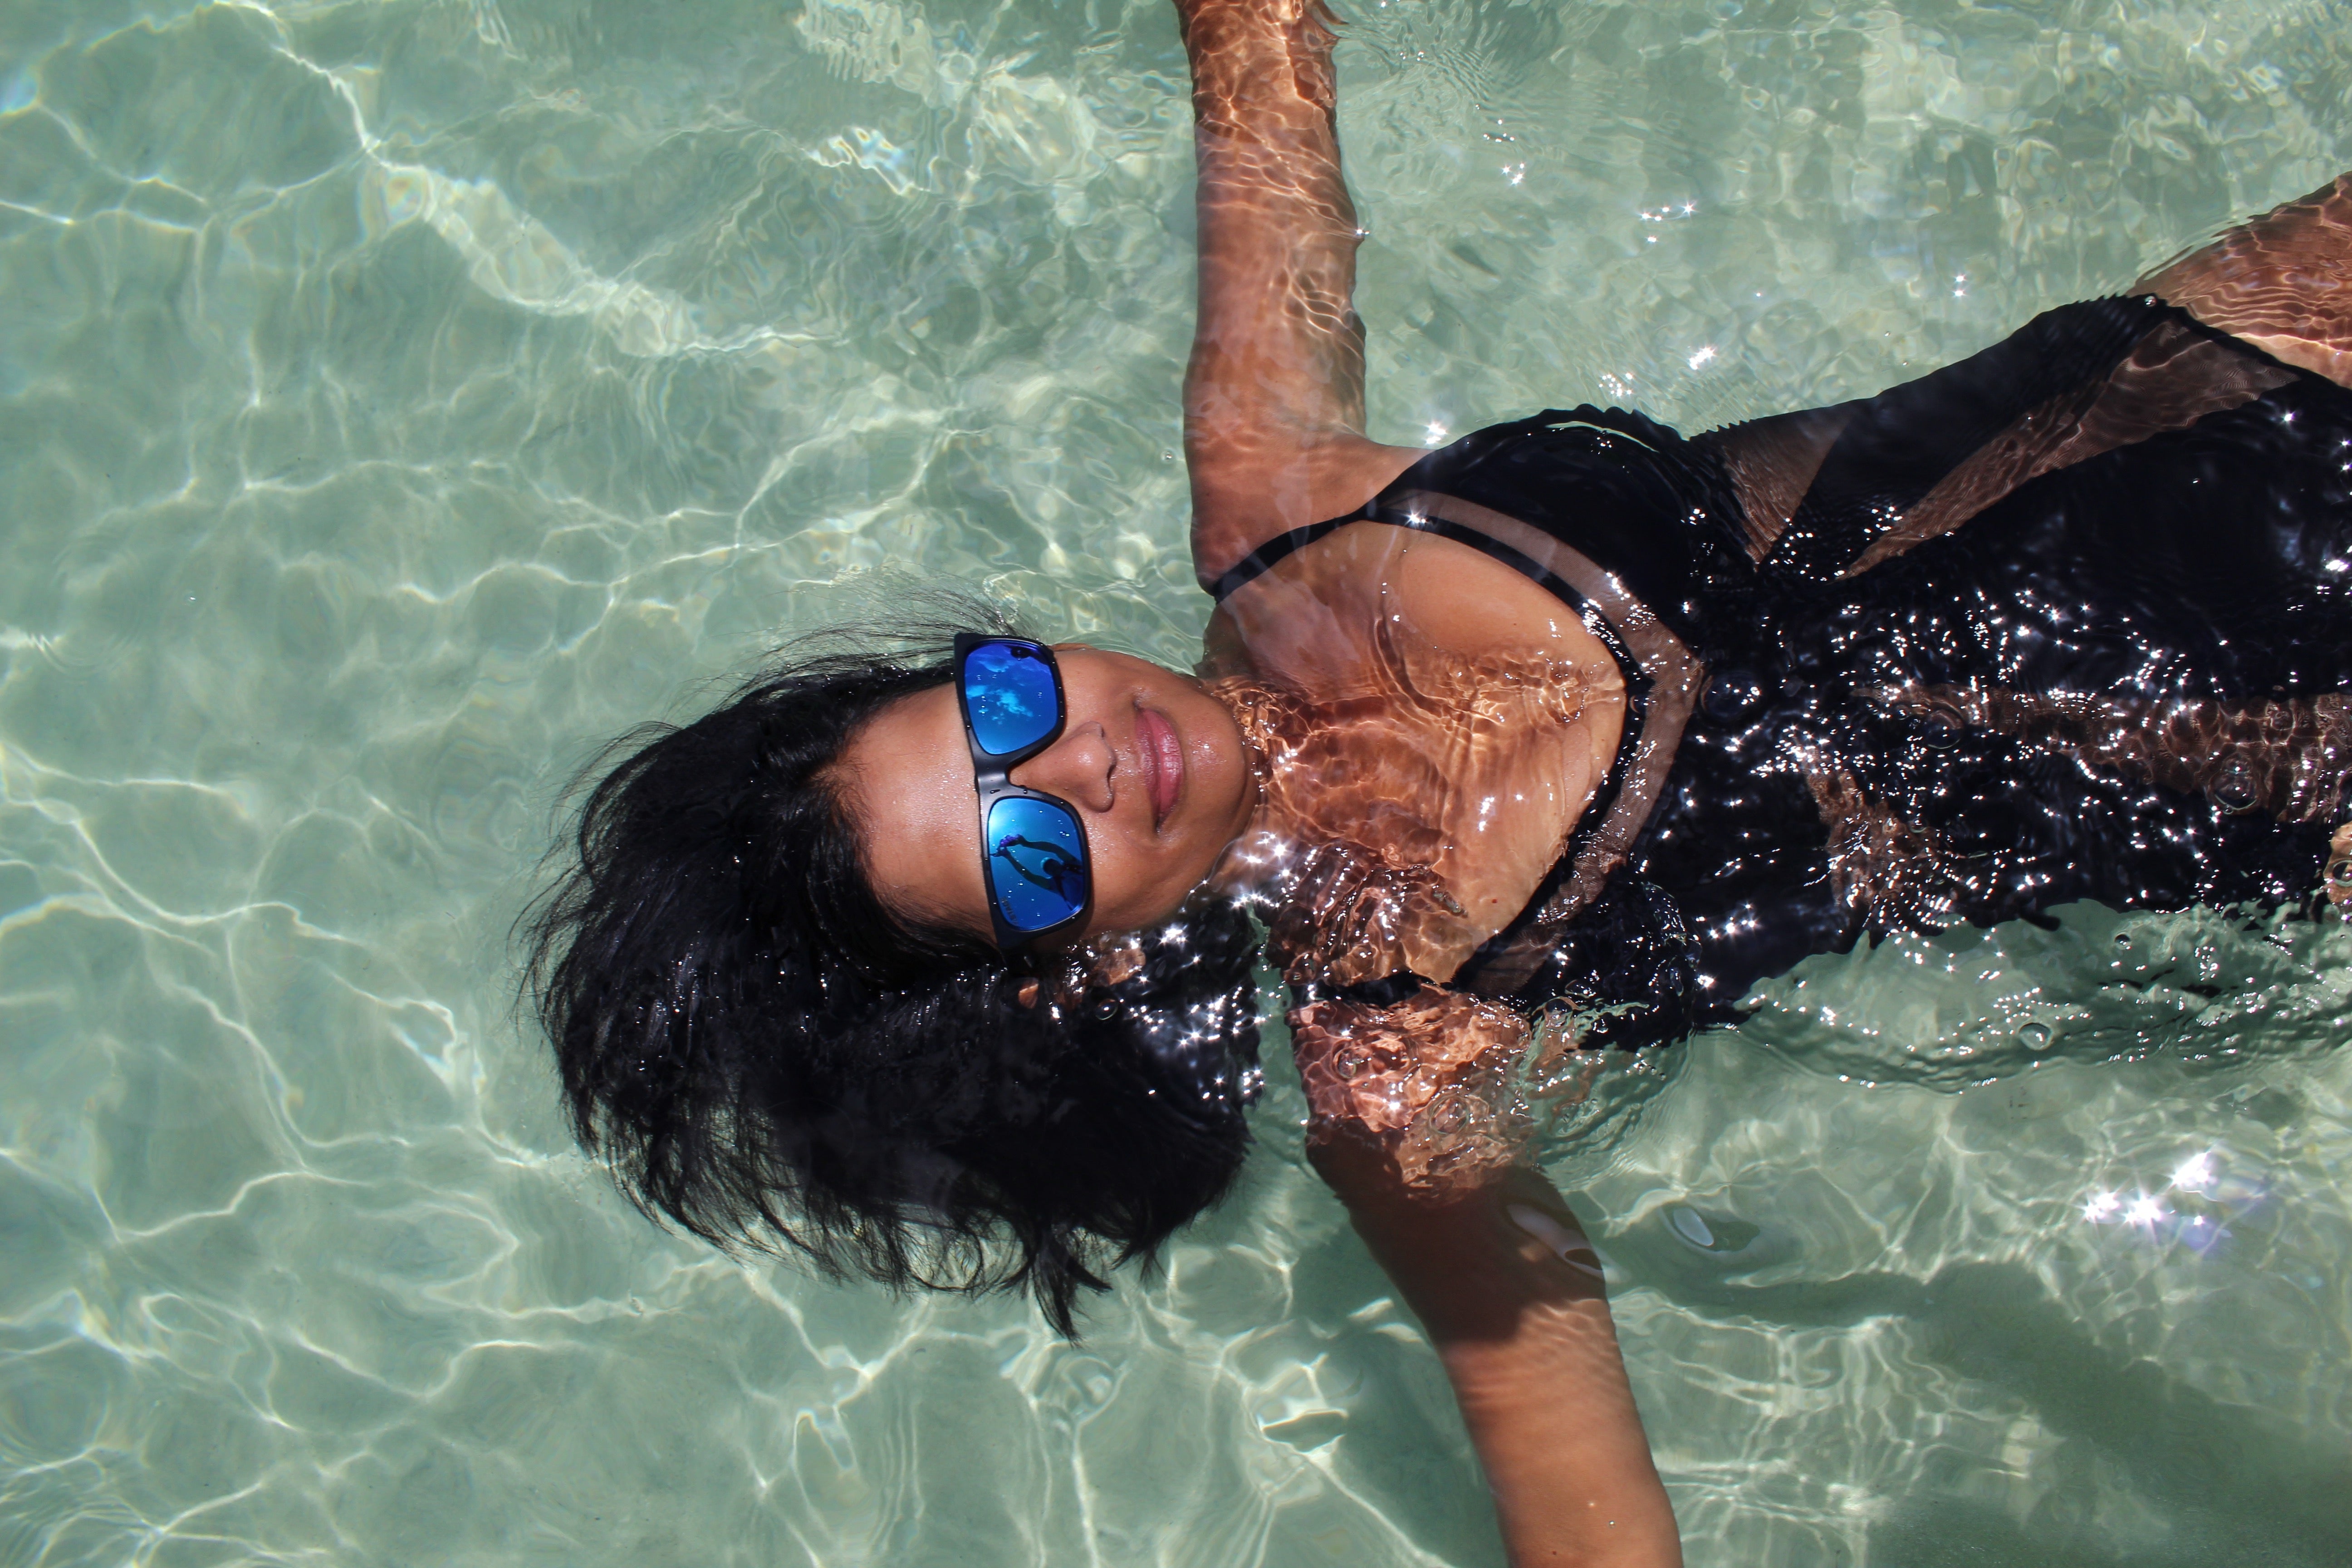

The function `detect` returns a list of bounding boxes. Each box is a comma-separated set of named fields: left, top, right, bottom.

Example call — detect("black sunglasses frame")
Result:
left=953, top=634, right=1096, bottom=952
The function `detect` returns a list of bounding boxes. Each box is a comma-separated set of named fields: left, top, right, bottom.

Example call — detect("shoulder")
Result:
left=1201, top=519, right=1407, bottom=685
left=1188, top=433, right=1426, bottom=592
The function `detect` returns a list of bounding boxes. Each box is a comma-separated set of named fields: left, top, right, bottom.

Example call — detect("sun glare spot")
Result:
left=2170, top=1151, right=2218, bottom=1192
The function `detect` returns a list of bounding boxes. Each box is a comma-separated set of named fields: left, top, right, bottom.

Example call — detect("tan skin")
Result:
left=846, top=536, right=1622, bottom=970
left=838, top=2, right=1675, bottom=1561
left=838, top=1, right=2349, bottom=1562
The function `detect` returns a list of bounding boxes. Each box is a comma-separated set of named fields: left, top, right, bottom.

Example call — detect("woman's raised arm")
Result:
left=1176, top=0, right=1422, bottom=588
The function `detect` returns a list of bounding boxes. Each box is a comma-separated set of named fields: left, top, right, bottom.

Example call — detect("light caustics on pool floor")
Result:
left=2, top=0, right=2351, bottom=1563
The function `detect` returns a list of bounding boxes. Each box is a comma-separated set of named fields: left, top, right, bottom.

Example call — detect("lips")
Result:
left=1136, top=706, right=1183, bottom=827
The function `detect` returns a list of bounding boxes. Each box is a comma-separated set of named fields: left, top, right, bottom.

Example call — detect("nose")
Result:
left=1009, top=721, right=1116, bottom=813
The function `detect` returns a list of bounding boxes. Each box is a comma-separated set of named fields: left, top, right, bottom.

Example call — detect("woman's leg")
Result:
left=2139, top=173, right=2352, bottom=389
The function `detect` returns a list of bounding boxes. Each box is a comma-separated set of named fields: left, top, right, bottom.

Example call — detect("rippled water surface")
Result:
left=5, top=0, right=2351, bottom=1562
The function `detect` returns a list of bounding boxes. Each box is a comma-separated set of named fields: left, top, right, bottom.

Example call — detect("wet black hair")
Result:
left=520, top=604, right=1265, bottom=1334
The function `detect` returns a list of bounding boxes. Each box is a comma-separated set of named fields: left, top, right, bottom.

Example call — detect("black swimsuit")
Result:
left=1214, top=297, right=2352, bottom=1047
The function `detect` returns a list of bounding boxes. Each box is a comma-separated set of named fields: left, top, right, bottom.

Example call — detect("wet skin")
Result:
left=837, top=645, right=1259, bottom=944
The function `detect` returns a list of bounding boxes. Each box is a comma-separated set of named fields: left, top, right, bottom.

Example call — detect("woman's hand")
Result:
left=1291, top=986, right=1534, bottom=1197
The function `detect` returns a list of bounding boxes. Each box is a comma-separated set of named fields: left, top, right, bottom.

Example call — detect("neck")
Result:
left=1200, top=673, right=1310, bottom=892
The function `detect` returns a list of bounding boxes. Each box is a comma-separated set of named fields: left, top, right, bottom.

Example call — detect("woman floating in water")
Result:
left=528, top=0, right=2352, bottom=1559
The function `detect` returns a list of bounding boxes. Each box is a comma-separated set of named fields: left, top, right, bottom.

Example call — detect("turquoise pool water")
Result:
left=4, top=0, right=2350, bottom=1562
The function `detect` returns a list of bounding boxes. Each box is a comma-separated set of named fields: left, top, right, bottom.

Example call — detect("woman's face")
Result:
left=837, top=646, right=1258, bottom=945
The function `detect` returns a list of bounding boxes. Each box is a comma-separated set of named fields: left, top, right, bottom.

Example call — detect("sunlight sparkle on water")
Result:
left=2171, top=1151, right=2217, bottom=1193
left=11, top=3, right=2352, bottom=1564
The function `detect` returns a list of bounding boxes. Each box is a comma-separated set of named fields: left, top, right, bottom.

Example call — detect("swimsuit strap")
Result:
left=1208, top=418, right=1546, bottom=603
left=1208, top=518, right=1359, bottom=601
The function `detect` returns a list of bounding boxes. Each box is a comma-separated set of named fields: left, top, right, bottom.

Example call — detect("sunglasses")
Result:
left=954, top=635, right=1095, bottom=951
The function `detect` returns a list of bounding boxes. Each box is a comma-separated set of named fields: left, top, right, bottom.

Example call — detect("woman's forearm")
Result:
left=1334, top=1162, right=1685, bottom=1568
left=1179, top=0, right=1365, bottom=436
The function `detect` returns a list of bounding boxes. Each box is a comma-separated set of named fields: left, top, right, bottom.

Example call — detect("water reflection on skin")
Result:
left=19, top=2, right=2352, bottom=1566
left=865, top=0, right=2352, bottom=1212
left=852, top=7, right=2352, bottom=1560
left=1205, top=614, right=1621, bottom=990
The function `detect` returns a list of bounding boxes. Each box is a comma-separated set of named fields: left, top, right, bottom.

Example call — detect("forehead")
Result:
left=857, top=677, right=962, bottom=760
left=838, top=681, right=990, bottom=932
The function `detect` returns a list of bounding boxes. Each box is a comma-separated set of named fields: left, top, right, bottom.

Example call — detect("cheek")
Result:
left=1086, top=830, right=1219, bottom=934
left=1085, top=838, right=1147, bottom=915
left=1085, top=840, right=1178, bottom=929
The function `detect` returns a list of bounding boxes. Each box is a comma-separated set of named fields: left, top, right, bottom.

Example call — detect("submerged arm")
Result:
left=1295, top=998, right=1682, bottom=1566
left=1175, top=0, right=1421, bottom=588
left=1317, top=1137, right=1684, bottom=1568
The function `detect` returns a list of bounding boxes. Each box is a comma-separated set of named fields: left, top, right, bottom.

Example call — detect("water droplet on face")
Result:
left=2016, top=1022, right=2053, bottom=1051
left=1334, top=1049, right=1366, bottom=1081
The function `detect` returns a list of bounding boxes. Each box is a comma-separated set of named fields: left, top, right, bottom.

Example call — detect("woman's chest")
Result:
left=1208, top=524, right=1627, bottom=981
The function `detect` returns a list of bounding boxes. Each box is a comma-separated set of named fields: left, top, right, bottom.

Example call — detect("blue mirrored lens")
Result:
left=983, top=796, right=1089, bottom=932
left=962, top=642, right=1062, bottom=757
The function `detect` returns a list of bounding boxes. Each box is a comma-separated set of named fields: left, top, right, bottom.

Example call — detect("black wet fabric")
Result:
left=1762, top=296, right=2170, bottom=583
left=1219, top=299, right=2352, bottom=1047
